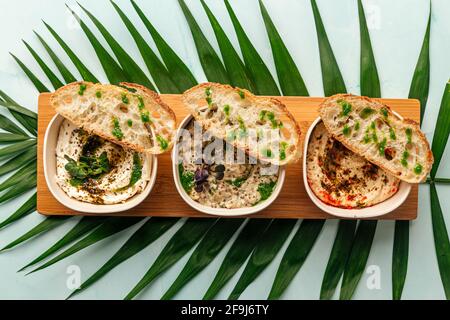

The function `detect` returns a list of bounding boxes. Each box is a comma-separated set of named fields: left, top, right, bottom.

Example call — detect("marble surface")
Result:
left=0, top=0, right=449, bottom=299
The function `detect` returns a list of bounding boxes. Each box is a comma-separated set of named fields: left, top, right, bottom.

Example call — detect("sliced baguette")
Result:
left=319, top=94, right=433, bottom=183
left=51, top=81, right=176, bottom=154
left=182, top=82, right=302, bottom=165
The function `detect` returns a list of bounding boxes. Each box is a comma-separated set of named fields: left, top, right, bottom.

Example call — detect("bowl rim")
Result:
left=171, top=114, right=286, bottom=217
left=302, top=116, right=412, bottom=219
left=43, top=114, right=158, bottom=214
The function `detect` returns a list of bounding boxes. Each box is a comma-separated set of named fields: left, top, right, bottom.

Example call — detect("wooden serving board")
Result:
left=37, top=93, right=419, bottom=220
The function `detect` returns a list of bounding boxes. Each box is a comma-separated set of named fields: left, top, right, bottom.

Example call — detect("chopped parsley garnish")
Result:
left=378, top=138, right=387, bottom=156
left=414, top=163, right=423, bottom=175
left=262, top=148, right=272, bottom=158
left=259, top=110, right=267, bottom=121
left=223, top=104, right=231, bottom=117
left=360, top=107, right=375, bottom=119
left=229, top=177, right=247, bottom=188
left=343, top=124, right=352, bottom=137
left=127, top=119, right=133, bottom=127
left=117, top=152, right=143, bottom=191
left=280, top=142, right=288, bottom=161
left=156, top=135, right=169, bottom=150
left=354, top=121, right=360, bottom=131
left=112, top=117, right=124, bottom=140
left=121, top=93, right=129, bottom=104
left=129, top=153, right=142, bottom=187
left=389, top=127, right=396, bottom=140
left=339, top=100, right=352, bottom=117
left=380, top=107, right=389, bottom=118
left=179, top=164, right=194, bottom=193
left=95, top=91, right=102, bottom=98
left=405, top=128, right=412, bottom=144
left=363, top=134, right=370, bottom=144
left=140, top=110, right=151, bottom=123
left=401, top=150, right=409, bottom=167
left=237, top=90, right=245, bottom=99
left=205, top=87, right=212, bottom=105
left=137, top=96, right=145, bottom=110
left=78, top=83, right=87, bottom=95
left=257, top=181, right=276, bottom=201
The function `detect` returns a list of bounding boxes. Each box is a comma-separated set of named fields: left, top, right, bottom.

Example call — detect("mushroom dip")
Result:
left=177, top=119, right=279, bottom=209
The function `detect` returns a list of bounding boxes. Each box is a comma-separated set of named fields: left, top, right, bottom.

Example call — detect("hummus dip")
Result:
left=306, top=121, right=400, bottom=208
left=177, top=120, right=279, bottom=209
left=56, top=119, right=151, bottom=204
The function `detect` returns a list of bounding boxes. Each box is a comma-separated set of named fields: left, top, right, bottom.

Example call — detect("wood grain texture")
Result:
left=37, top=93, right=419, bottom=220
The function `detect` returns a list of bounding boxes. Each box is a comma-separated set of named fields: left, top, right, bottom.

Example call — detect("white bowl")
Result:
left=43, top=114, right=158, bottom=214
left=303, top=117, right=411, bottom=219
left=172, top=115, right=286, bottom=217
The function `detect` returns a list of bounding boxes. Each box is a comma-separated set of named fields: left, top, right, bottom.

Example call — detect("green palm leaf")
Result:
left=310, top=0, right=346, bottom=96
left=268, top=220, right=324, bottom=299
left=0, top=161, right=36, bottom=192
left=259, top=0, right=308, bottom=96
left=0, top=139, right=36, bottom=159
left=66, top=5, right=127, bottom=85
left=162, top=219, right=243, bottom=300
left=358, top=0, right=380, bottom=98
left=320, top=220, right=357, bottom=299
left=0, top=100, right=38, bottom=120
left=67, top=217, right=178, bottom=299
left=224, top=0, right=279, bottom=95
left=131, top=0, right=197, bottom=91
left=0, top=133, right=30, bottom=143
left=0, top=193, right=36, bottom=230
left=178, top=0, right=229, bottom=84
left=0, top=174, right=36, bottom=205
left=125, top=218, right=216, bottom=300
left=78, top=3, right=155, bottom=90
left=43, top=21, right=99, bottom=83
left=0, top=216, right=69, bottom=252
left=0, top=147, right=36, bottom=177
left=203, top=219, right=271, bottom=300
left=111, top=1, right=179, bottom=93
left=0, top=90, right=37, bottom=135
left=19, top=217, right=107, bottom=272
left=430, top=183, right=450, bottom=298
left=340, top=221, right=377, bottom=300
left=0, top=114, right=28, bottom=136
left=200, top=0, right=254, bottom=90
left=33, top=31, right=77, bottom=84
left=27, top=217, right=142, bottom=274
left=9, top=53, right=49, bottom=93
left=392, top=6, right=432, bottom=299
left=22, top=40, right=64, bottom=89
left=392, top=220, right=409, bottom=300
left=408, top=6, right=431, bottom=120
left=228, top=219, right=296, bottom=300
left=430, top=81, right=450, bottom=179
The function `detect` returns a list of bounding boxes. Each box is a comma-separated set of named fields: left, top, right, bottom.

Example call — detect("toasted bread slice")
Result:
left=319, top=94, right=433, bottom=183
left=182, top=83, right=302, bottom=165
left=51, top=82, right=176, bottom=154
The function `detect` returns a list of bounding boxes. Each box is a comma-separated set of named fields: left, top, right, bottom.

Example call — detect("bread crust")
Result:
left=319, top=94, right=433, bottom=183
left=182, top=82, right=302, bottom=165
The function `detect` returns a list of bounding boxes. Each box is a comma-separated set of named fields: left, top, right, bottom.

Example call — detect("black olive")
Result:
left=216, top=172, right=224, bottom=180
left=195, top=183, right=204, bottom=192
left=215, top=164, right=225, bottom=172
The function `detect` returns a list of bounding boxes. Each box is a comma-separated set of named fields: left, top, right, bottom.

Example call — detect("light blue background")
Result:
left=0, top=0, right=449, bottom=300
